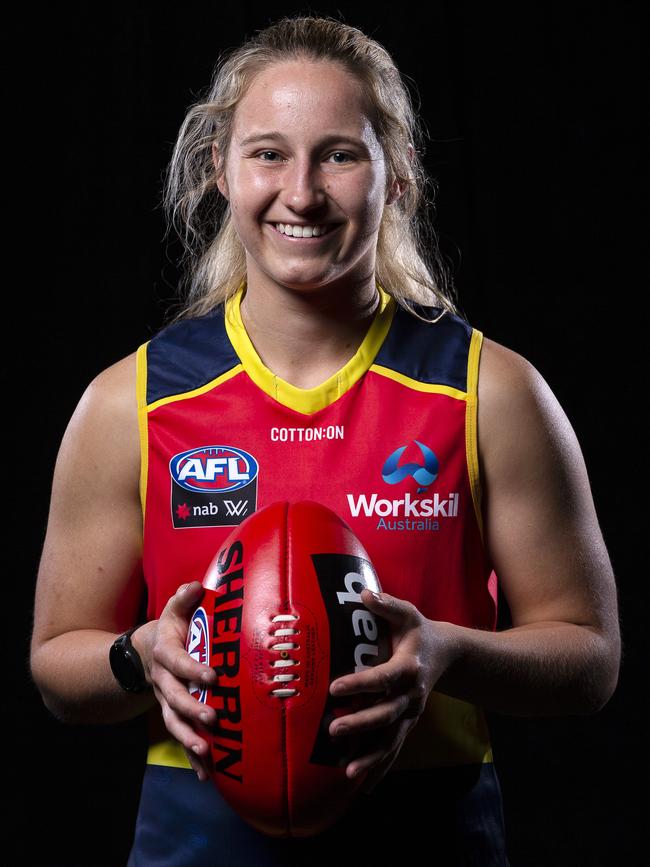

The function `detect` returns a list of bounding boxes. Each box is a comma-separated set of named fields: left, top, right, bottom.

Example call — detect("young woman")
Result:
left=30, top=15, right=620, bottom=867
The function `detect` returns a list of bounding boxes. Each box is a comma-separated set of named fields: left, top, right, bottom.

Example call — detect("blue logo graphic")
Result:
left=381, top=440, right=439, bottom=494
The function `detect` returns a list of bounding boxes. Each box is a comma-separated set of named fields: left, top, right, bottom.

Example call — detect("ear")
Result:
left=386, top=179, right=403, bottom=206
left=212, top=142, right=229, bottom=200
left=386, top=174, right=408, bottom=206
left=385, top=144, right=414, bottom=205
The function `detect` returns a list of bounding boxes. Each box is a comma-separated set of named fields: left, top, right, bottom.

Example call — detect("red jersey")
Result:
left=136, top=279, right=498, bottom=771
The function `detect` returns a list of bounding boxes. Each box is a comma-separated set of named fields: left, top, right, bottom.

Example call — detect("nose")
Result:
left=279, top=156, right=326, bottom=213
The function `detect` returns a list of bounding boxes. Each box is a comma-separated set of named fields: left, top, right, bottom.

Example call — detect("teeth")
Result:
left=275, top=223, right=332, bottom=238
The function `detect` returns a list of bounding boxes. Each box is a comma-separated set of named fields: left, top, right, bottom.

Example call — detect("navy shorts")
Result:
left=127, top=762, right=510, bottom=866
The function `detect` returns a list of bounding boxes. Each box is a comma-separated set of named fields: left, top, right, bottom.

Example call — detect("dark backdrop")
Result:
left=10, top=3, right=645, bottom=865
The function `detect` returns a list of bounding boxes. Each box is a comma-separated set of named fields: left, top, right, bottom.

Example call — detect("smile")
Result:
left=268, top=223, right=342, bottom=242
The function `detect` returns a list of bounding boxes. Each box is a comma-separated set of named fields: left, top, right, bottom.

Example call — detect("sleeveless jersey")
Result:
left=128, top=279, right=509, bottom=865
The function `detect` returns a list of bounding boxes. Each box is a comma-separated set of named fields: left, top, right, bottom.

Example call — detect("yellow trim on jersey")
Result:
left=135, top=342, right=149, bottom=521
left=146, top=364, right=245, bottom=414
left=392, top=691, right=493, bottom=769
left=147, top=739, right=192, bottom=769
left=145, top=691, right=493, bottom=771
left=369, top=364, right=468, bottom=400
left=224, top=279, right=396, bottom=415
left=466, top=329, right=484, bottom=542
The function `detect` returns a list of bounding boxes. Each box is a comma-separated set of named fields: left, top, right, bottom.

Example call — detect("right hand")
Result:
left=133, top=581, right=218, bottom=782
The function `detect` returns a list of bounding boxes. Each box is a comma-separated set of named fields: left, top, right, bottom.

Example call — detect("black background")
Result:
left=10, top=2, right=645, bottom=865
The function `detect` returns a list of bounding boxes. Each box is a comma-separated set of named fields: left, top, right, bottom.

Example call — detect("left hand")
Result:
left=328, top=588, right=460, bottom=795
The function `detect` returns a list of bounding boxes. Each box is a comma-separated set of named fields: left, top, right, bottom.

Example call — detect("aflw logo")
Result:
left=224, top=500, right=248, bottom=517
left=347, top=492, right=459, bottom=518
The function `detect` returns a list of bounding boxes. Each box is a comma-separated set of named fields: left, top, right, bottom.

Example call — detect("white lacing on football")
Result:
left=270, top=614, right=299, bottom=697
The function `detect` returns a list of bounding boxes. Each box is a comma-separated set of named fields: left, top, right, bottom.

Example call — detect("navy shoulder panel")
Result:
left=374, top=302, right=474, bottom=392
left=146, top=305, right=240, bottom=405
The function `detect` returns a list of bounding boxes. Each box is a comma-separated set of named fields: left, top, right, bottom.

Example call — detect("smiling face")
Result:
left=214, top=60, right=403, bottom=297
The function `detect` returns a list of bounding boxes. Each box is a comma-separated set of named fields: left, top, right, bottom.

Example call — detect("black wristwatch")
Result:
left=109, top=626, right=150, bottom=694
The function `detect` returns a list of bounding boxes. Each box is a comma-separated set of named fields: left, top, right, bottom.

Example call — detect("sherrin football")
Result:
left=184, top=500, right=391, bottom=838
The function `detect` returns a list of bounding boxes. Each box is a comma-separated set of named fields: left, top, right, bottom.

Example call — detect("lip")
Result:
left=266, top=223, right=342, bottom=243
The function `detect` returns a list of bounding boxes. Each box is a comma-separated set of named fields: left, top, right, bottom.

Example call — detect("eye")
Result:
left=258, top=151, right=282, bottom=162
left=328, top=152, right=355, bottom=164
left=254, top=150, right=356, bottom=165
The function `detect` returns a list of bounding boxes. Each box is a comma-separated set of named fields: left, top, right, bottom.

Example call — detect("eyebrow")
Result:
left=239, top=131, right=368, bottom=149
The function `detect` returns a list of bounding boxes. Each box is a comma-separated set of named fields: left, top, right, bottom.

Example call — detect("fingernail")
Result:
left=370, top=591, right=382, bottom=602
left=192, top=745, right=202, bottom=754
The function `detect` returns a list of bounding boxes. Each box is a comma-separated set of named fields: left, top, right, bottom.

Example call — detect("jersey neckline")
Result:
left=224, top=279, right=396, bottom=415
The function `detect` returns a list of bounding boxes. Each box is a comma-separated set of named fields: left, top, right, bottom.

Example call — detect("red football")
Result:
left=184, top=500, right=391, bottom=838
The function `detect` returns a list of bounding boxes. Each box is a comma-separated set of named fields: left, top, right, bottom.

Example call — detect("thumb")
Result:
left=160, top=581, right=205, bottom=622
left=174, top=581, right=204, bottom=607
left=361, top=588, right=409, bottom=621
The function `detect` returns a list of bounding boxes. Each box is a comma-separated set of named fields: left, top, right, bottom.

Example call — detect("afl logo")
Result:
left=186, top=607, right=210, bottom=703
left=170, top=445, right=259, bottom=493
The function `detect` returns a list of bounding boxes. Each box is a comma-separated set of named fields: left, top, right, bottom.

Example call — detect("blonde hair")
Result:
left=162, top=13, right=461, bottom=324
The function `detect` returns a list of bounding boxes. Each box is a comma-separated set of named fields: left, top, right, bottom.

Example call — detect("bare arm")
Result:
left=29, top=353, right=158, bottom=723
left=323, top=336, right=622, bottom=786
left=325, top=336, right=622, bottom=787
left=433, top=337, right=622, bottom=715
left=30, top=354, right=219, bottom=783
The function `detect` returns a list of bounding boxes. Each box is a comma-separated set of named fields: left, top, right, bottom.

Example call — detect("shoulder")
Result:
left=477, top=335, right=566, bottom=431
left=476, top=335, right=585, bottom=502
left=78, top=352, right=138, bottom=426
left=61, top=352, right=140, bottom=486
left=477, top=336, right=543, bottom=405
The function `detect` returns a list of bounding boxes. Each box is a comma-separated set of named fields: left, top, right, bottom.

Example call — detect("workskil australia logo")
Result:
left=347, top=439, right=459, bottom=532
left=169, top=445, right=258, bottom=528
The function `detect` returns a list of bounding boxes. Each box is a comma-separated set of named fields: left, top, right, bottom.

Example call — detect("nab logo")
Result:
left=186, top=606, right=210, bottom=703
left=170, top=445, right=258, bottom=493
left=381, top=440, right=439, bottom=493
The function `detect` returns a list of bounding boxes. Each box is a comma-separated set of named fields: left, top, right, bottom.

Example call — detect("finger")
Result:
left=345, top=745, right=387, bottom=780
left=357, top=717, right=412, bottom=793
left=158, top=697, right=213, bottom=758
left=330, top=655, right=414, bottom=698
left=161, top=581, right=206, bottom=619
left=361, top=749, right=401, bottom=795
left=360, top=588, right=418, bottom=626
left=155, top=666, right=217, bottom=728
left=153, top=625, right=218, bottom=687
left=185, top=745, right=212, bottom=782
left=329, top=693, right=410, bottom=737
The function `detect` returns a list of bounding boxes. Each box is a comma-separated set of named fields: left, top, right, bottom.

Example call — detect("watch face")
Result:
left=110, top=637, right=145, bottom=692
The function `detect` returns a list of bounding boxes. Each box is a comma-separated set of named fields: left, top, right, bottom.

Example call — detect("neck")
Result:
left=238, top=277, right=381, bottom=389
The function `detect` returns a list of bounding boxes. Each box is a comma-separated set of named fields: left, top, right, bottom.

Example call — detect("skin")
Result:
left=214, top=60, right=406, bottom=387
left=30, top=59, right=621, bottom=792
